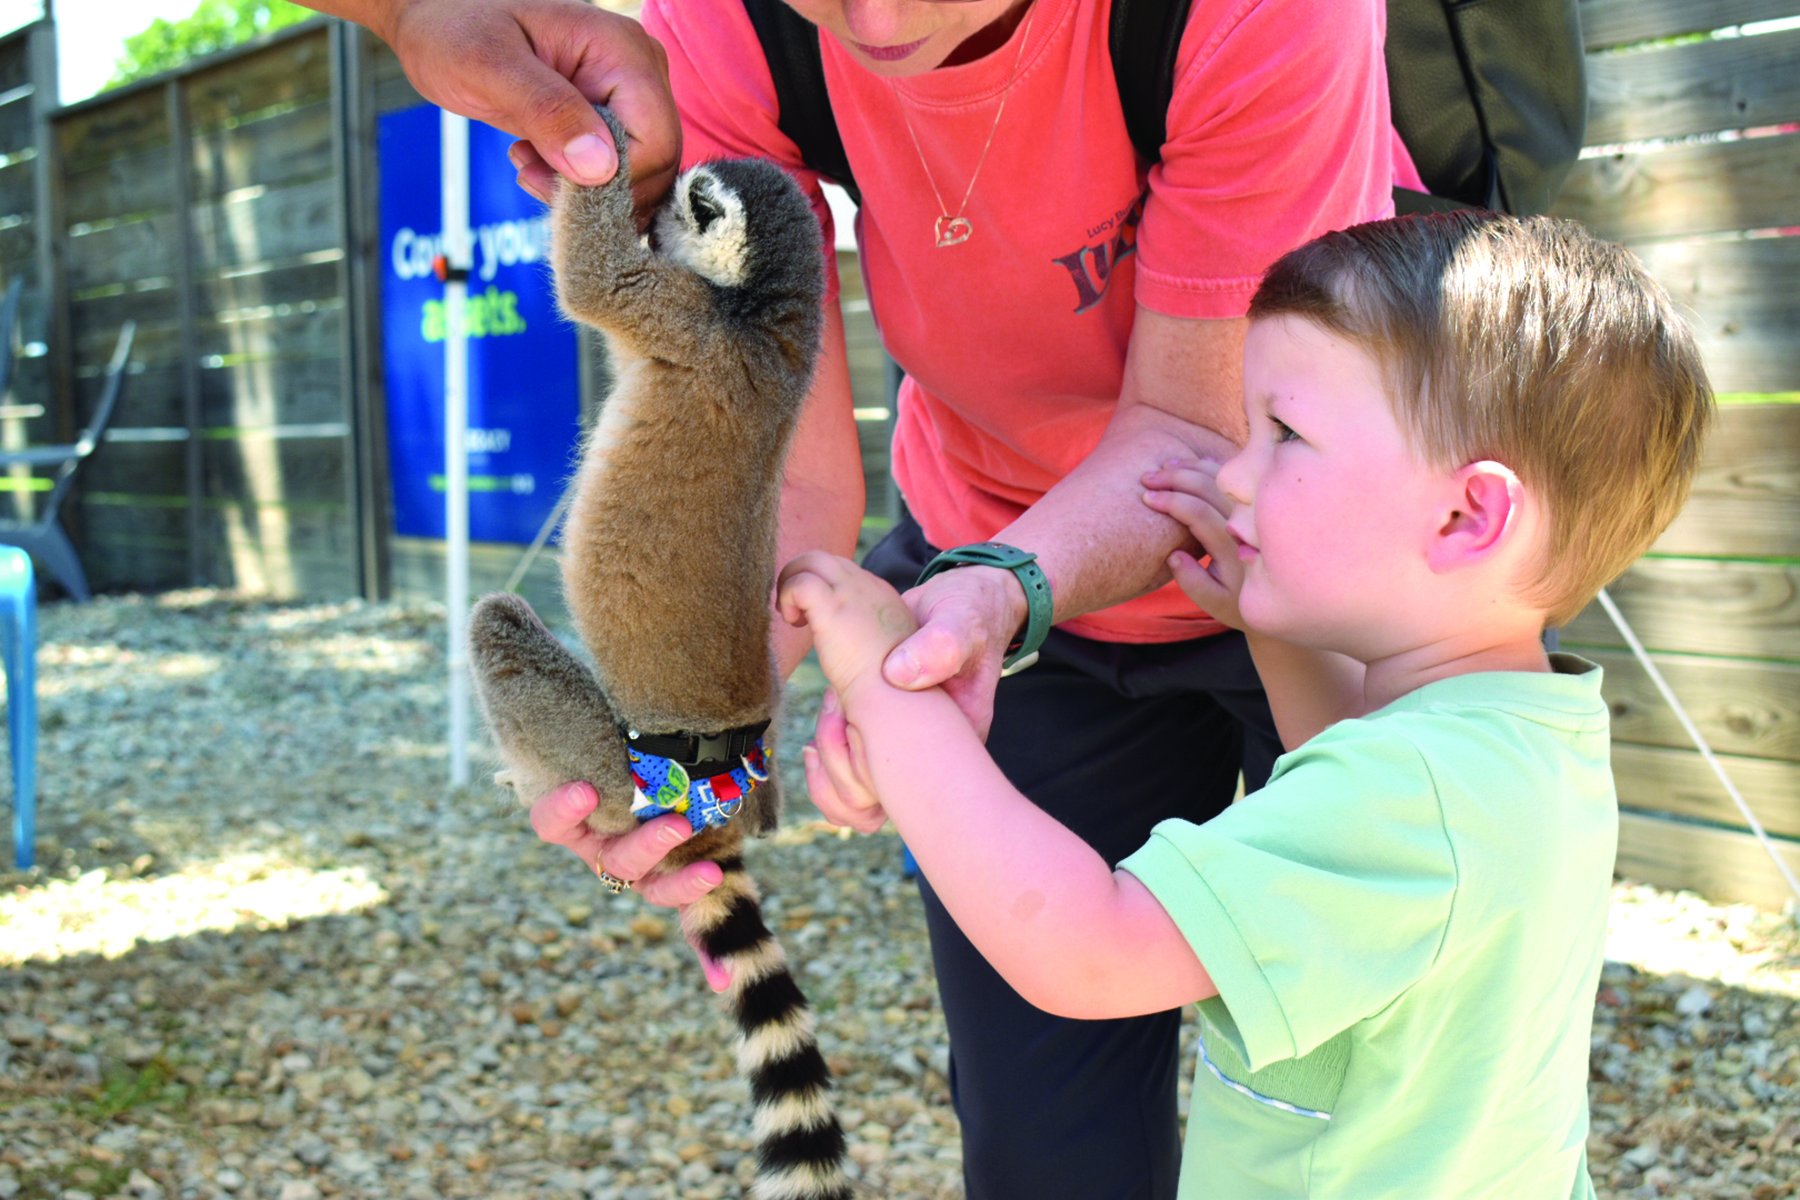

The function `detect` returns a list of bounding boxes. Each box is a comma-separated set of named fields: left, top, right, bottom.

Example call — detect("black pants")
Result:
left=863, top=515, right=1281, bottom=1200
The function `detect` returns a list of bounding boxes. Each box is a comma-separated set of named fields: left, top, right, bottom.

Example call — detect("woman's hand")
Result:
left=879, top=564, right=1026, bottom=741
left=529, top=781, right=724, bottom=906
left=529, top=782, right=733, bottom=990
left=366, top=0, right=681, bottom=217
left=1141, top=458, right=1247, bottom=631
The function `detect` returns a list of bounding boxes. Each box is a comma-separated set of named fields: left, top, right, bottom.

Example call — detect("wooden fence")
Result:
left=3, top=19, right=425, bottom=600
left=0, top=22, right=59, bottom=523
left=1552, top=0, right=1800, bottom=909
left=0, top=13, right=899, bottom=616
left=0, top=5, right=1795, bottom=906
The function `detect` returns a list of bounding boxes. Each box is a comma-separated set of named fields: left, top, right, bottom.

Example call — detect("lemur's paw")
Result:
left=549, top=107, right=641, bottom=325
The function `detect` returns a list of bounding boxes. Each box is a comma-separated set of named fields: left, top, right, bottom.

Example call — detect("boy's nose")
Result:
left=1216, top=452, right=1252, bottom=507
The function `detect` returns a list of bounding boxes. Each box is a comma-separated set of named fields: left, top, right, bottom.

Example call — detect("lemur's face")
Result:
left=653, top=165, right=751, bottom=288
left=783, top=0, right=1034, bottom=76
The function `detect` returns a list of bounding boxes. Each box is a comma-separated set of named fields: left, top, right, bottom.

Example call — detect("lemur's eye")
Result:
left=690, top=184, right=725, bottom=235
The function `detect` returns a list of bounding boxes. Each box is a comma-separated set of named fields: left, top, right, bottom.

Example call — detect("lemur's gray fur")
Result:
left=467, top=110, right=848, bottom=1200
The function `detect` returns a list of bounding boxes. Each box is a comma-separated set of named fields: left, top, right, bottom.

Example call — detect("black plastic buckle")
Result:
left=621, top=719, right=770, bottom=776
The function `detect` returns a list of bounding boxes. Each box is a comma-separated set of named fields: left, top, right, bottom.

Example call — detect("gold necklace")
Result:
left=892, top=2, right=1038, bottom=249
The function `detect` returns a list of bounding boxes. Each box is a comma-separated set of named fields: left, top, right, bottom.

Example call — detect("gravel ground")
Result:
left=2, top=592, right=1797, bottom=1200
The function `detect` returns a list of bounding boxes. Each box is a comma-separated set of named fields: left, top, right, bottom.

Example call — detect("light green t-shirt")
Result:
left=1121, top=655, right=1614, bottom=1200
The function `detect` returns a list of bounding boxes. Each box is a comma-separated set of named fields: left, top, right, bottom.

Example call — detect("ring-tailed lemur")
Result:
left=467, top=109, right=849, bottom=1200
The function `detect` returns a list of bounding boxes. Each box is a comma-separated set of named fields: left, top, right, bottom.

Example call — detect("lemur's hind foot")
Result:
left=466, top=592, right=634, bottom=829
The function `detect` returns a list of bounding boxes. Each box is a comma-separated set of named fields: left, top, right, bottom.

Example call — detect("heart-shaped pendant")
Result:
left=935, top=216, right=974, bottom=248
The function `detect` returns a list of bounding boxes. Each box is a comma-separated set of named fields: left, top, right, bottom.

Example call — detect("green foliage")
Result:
left=73, top=1051, right=182, bottom=1121
left=108, top=0, right=314, bottom=88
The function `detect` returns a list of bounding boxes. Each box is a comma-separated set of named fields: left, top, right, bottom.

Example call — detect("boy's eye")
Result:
left=1272, top=417, right=1299, bottom=443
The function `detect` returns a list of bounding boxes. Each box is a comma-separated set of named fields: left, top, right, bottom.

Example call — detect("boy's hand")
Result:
left=778, top=552, right=920, bottom=834
left=802, top=688, right=889, bottom=834
left=778, top=552, right=920, bottom=706
left=1142, top=459, right=1248, bottom=632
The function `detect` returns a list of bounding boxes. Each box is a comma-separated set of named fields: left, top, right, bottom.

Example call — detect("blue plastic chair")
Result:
left=0, top=547, right=36, bottom=869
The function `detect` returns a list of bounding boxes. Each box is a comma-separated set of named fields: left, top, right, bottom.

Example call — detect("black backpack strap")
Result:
left=741, top=0, right=862, bottom=206
left=1112, top=0, right=1471, bottom=216
left=1108, top=0, right=1196, bottom=164
left=1386, top=0, right=1586, bottom=214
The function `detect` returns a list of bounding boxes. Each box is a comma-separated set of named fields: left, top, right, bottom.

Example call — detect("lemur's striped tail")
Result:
left=683, top=857, right=852, bottom=1200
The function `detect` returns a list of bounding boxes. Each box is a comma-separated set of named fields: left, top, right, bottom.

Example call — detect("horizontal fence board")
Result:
left=61, top=146, right=178, bottom=226
left=0, top=225, right=36, bottom=299
left=1616, top=809, right=1800, bottom=912
left=0, top=33, right=31, bottom=94
left=203, top=435, right=349, bottom=506
left=196, top=503, right=357, bottom=597
left=80, top=441, right=188, bottom=499
left=1580, top=0, right=1800, bottom=50
left=194, top=305, right=343, bottom=364
left=55, top=86, right=170, bottom=175
left=181, top=29, right=333, bottom=136
left=1586, top=26, right=1800, bottom=146
left=1614, top=741, right=1800, bottom=840
left=1650, top=403, right=1800, bottom=559
left=1592, top=647, right=1800, bottom=763
left=70, top=292, right=182, bottom=354
left=189, top=176, right=341, bottom=271
left=71, top=376, right=168, bottom=443
left=0, top=158, right=34, bottom=221
left=4, top=358, right=52, bottom=429
left=76, top=495, right=187, bottom=539
left=0, top=92, right=33, bottom=157
left=1565, top=558, right=1800, bottom=661
left=1630, top=219, right=1800, bottom=390
left=386, top=535, right=564, bottom=623
left=98, top=363, right=185, bottom=430
left=1552, top=132, right=1800, bottom=243
left=87, top=356, right=349, bottom=432
left=199, top=258, right=341, bottom=311
left=201, top=541, right=358, bottom=598
left=64, top=215, right=182, bottom=292
left=369, top=42, right=425, bottom=117
left=198, top=355, right=349, bottom=429
left=188, top=101, right=336, bottom=200
left=1680, top=335, right=1800, bottom=396
left=83, top=540, right=190, bottom=596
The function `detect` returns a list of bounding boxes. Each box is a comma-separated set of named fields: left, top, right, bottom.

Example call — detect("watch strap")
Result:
left=916, top=542, right=1053, bottom=672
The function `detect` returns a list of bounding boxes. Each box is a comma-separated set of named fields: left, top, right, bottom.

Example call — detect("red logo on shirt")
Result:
left=1051, top=191, right=1147, bottom=315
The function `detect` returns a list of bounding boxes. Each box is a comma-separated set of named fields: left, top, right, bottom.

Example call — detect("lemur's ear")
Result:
left=1427, top=460, right=1526, bottom=573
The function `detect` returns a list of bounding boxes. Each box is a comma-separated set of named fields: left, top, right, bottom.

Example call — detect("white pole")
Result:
left=442, top=109, right=472, bottom=787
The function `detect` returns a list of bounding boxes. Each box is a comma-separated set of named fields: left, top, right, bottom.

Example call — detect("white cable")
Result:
left=503, top=487, right=573, bottom=595
left=1596, top=587, right=1800, bottom=905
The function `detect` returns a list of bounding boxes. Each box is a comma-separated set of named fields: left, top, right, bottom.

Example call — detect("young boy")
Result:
left=777, top=212, right=1713, bottom=1198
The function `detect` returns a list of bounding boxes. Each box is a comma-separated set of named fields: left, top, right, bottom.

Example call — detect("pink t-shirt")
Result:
left=644, top=0, right=1415, bottom=642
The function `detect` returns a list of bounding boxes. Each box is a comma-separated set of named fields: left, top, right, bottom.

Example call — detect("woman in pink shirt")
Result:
left=611, top=6, right=1401, bottom=1195
left=330, top=0, right=1406, bottom=1194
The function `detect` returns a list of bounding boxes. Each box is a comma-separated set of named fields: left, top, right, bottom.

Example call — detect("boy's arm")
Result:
left=781, top=552, right=1217, bottom=1020
left=839, top=683, right=1218, bottom=1019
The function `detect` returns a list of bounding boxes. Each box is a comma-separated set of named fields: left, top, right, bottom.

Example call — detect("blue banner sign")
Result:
left=378, top=104, right=581, bottom=544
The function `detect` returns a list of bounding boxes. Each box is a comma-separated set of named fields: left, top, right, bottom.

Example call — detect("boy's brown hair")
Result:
left=1249, top=211, right=1713, bottom=627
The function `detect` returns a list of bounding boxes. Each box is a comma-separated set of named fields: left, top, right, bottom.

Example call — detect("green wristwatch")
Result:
left=916, top=542, right=1053, bottom=673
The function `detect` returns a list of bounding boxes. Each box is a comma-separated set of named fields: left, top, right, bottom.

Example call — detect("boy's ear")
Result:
left=1427, top=460, right=1526, bottom=573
